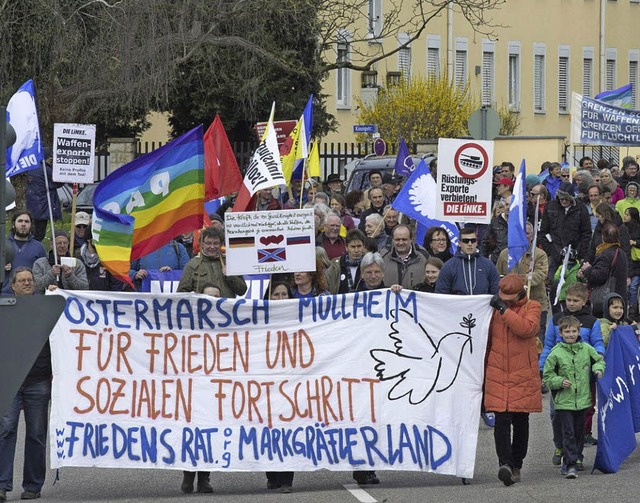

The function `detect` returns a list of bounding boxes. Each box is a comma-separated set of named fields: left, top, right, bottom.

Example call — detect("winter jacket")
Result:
left=585, top=215, right=629, bottom=263
left=32, top=252, right=89, bottom=293
left=380, top=245, right=428, bottom=289
left=484, top=297, right=543, bottom=413
left=616, top=172, right=640, bottom=192
left=177, top=254, right=247, bottom=297
left=129, top=241, right=190, bottom=279
left=26, top=164, right=63, bottom=221
left=8, top=234, right=46, bottom=270
left=543, top=341, right=605, bottom=411
left=332, top=254, right=363, bottom=294
left=480, top=214, right=508, bottom=263
left=624, top=222, right=640, bottom=277
left=598, top=292, right=631, bottom=348
left=539, top=305, right=605, bottom=370
left=539, top=198, right=592, bottom=264
left=435, top=250, right=500, bottom=295
left=496, top=246, right=549, bottom=311
left=583, top=246, right=628, bottom=313
left=615, top=196, right=640, bottom=220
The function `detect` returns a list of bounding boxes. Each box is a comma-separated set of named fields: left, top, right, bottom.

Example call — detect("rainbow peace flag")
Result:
left=92, top=126, right=204, bottom=285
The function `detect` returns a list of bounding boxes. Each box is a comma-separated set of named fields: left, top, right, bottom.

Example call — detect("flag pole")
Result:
left=372, top=206, right=391, bottom=237
left=299, top=159, right=307, bottom=209
left=526, top=194, right=540, bottom=297
left=40, top=159, right=59, bottom=267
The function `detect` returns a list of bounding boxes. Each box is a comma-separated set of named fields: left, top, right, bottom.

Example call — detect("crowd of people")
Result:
left=1, top=153, right=637, bottom=498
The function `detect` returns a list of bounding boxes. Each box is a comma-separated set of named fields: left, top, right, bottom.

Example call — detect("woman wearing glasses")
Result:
left=423, top=226, right=453, bottom=263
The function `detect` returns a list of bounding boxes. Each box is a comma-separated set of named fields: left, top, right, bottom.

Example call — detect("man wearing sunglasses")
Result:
left=435, top=226, right=500, bottom=296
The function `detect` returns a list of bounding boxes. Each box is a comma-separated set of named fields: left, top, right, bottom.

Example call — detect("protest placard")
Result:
left=436, top=139, right=493, bottom=224
left=49, top=290, right=492, bottom=477
left=571, top=92, right=640, bottom=146
left=53, top=123, right=96, bottom=184
left=224, top=209, right=316, bottom=275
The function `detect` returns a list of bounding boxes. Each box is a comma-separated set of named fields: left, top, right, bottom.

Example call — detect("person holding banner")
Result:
left=484, top=273, right=542, bottom=486
left=177, top=227, right=247, bottom=297
left=0, top=268, right=51, bottom=501
left=129, top=240, right=190, bottom=291
left=32, top=230, right=88, bottom=294
left=262, top=281, right=296, bottom=493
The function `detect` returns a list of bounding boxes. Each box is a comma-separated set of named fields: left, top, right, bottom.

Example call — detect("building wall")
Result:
left=323, top=0, right=640, bottom=155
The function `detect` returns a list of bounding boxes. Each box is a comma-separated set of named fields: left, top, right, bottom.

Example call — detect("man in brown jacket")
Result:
left=484, top=274, right=542, bottom=486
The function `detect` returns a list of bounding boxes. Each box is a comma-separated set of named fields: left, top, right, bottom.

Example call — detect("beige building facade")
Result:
left=323, top=0, right=640, bottom=165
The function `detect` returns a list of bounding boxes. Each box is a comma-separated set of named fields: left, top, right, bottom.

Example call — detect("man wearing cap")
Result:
left=484, top=273, right=542, bottom=486
left=540, top=181, right=592, bottom=279
left=324, top=174, right=343, bottom=196
left=494, top=177, right=514, bottom=206
left=72, top=211, right=91, bottom=257
left=32, top=230, right=89, bottom=293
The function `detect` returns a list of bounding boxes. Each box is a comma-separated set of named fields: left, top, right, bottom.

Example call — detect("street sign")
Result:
left=374, top=138, right=387, bottom=156
left=353, top=124, right=378, bottom=134
left=467, top=107, right=501, bottom=141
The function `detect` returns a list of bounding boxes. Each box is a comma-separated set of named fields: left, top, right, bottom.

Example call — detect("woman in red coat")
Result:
left=484, top=274, right=542, bottom=486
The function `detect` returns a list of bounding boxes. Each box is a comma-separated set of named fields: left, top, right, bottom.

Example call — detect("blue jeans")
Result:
left=0, top=379, right=51, bottom=493
left=629, top=276, right=640, bottom=307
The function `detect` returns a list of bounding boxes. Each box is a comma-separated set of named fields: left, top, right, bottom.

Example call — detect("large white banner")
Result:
left=571, top=92, right=640, bottom=146
left=436, top=139, right=493, bottom=225
left=49, top=290, right=492, bottom=477
left=224, top=209, right=316, bottom=275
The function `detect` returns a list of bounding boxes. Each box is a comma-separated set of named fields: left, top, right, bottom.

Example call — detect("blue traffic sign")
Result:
left=353, top=124, right=378, bottom=133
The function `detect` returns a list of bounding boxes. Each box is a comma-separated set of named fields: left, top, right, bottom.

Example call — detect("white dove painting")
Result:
left=370, top=309, right=477, bottom=404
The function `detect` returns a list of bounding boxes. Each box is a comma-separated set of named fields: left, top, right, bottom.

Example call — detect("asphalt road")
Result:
left=5, top=399, right=640, bottom=503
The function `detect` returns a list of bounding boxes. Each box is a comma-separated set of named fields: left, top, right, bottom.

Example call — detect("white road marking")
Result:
left=343, top=483, right=378, bottom=502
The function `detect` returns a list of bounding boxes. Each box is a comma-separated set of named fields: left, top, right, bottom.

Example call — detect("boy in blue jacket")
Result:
left=539, top=282, right=604, bottom=466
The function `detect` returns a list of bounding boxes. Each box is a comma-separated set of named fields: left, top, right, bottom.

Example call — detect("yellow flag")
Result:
left=307, top=140, right=321, bottom=178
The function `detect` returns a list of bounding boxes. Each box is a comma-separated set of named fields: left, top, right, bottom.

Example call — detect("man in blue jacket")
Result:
left=435, top=226, right=500, bottom=296
left=2, top=211, right=46, bottom=295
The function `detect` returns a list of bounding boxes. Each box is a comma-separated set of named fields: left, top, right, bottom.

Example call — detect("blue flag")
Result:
left=596, top=83, right=633, bottom=109
left=594, top=326, right=640, bottom=473
left=507, top=159, right=528, bottom=270
left=393, top=138, right=414, bottom=177
left=393, top=159, right=458, bottom=251
left=6, top=79, right=44, bottom=177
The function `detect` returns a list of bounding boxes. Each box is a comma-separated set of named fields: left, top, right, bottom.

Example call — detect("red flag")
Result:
left=204, top=115, right=243, bottom=200
left=232, top=187, right=257, bottom=212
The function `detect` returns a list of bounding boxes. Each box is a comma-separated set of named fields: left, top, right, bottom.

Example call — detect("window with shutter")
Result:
left=630, top=61, right=638, bottom=108
left=336, top=40, right=351, bottom=108
left=397, top=33, right=411, bottom=81
left=583, top=58, right=593, bottom=98
left=482, top=51, right=494, bottom=106
left=606, top=59, right=616, bottom=91
left=534, top=54, right=545, bottom=112
left=455, top=50, right=467, bottom=90
left=508, top=54, right=520, bottom=111
left=558, top=56, right=569, bottom=113
left=427, top=47, right=440, bottom=78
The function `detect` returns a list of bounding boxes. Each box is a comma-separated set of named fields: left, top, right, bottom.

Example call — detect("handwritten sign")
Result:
left=52, top=123, right=96, bottom=184
left=224, top=209, right=316, bottom=275
left=49, top=290, right=492, bottom=477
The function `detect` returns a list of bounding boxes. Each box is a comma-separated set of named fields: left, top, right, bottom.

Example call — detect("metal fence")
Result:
left=568, top=145, right=620, bottom=167
left=135, top=140, right=412, bottom=181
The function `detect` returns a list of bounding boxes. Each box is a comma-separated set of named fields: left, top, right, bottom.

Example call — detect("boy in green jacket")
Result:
left=543, top=316, right=605, bottom=479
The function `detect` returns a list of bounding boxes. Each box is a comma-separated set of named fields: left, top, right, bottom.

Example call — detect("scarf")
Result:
left=595, top=241, right=620, bottom=257
left=80, top=243, right=100, bottom=269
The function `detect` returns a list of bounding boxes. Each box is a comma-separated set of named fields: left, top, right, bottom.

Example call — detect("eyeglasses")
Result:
left=432, top=238, right=447, bottom=243
left=460, top=238, right=477, bottom=244
left=76, top=224, right=88, bottom=229
left=561, top=174, right=570, bottom=178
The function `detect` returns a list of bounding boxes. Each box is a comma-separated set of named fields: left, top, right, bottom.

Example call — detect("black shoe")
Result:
left=181, top=471, right=196, bottom=493
left=498, top=465, right=515, bottom=487
left=280, top=484, right=293, bottom=493
left=196, top=472, right=212, bottom=493
left=0, top=489, right=6, bottom=502
left=365, top=472, right=380, bottom=484
left=20, top=492, right=41, bottom=500
left=267, top=481, right=279, bottom=490
left=541, top=383, right=549, bottom=394
left=584, top=434, right=598, bottom=446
